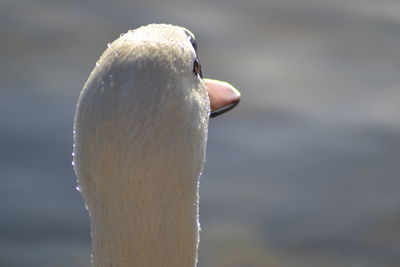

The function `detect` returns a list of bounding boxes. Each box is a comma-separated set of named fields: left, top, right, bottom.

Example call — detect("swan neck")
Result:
left=89, top=169, right=200, bottom=267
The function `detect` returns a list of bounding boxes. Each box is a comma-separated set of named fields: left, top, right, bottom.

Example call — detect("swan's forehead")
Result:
left=123, top=24, right=196, bottom=56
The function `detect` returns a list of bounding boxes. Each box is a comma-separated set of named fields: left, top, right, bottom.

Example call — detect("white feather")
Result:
left=73, top=24, right=210, bottom=267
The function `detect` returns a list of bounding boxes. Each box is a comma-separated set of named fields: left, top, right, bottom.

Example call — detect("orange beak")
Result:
left=204, top=79, right=241, bottom=118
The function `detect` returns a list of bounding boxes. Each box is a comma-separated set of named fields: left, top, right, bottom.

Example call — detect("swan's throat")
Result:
left=90, top=161, right=201, bottom=267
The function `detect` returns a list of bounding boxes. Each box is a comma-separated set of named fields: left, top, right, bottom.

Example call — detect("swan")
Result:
left=73, top=24, right=240, bottom=267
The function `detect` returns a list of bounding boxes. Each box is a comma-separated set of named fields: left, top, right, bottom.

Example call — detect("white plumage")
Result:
left=73, top=24, right=239, bottom=267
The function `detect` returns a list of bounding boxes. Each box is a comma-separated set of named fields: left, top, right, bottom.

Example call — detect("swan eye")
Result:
left=193, top=58, right=203, bottom=78
left=184, top=30, right=202, bottom=78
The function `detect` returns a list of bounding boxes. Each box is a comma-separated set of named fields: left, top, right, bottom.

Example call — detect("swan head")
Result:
left=73, top=24, right=240, bottom=267
left=74, top=24, right=241, bottom=199
left=121, top=24, right=241, bottom=118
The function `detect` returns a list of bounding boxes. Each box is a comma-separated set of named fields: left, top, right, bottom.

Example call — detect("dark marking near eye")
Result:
left=193, top=58, right=203, bottom=78
left=189, top=37, right=198, bottom=52
left=184, top=30, right=202, bottom=78
left=184, top=30, right=198, bottom=53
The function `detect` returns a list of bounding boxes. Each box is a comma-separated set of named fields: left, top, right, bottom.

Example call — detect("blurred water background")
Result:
left=1, top=0, right=400, bottom=266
